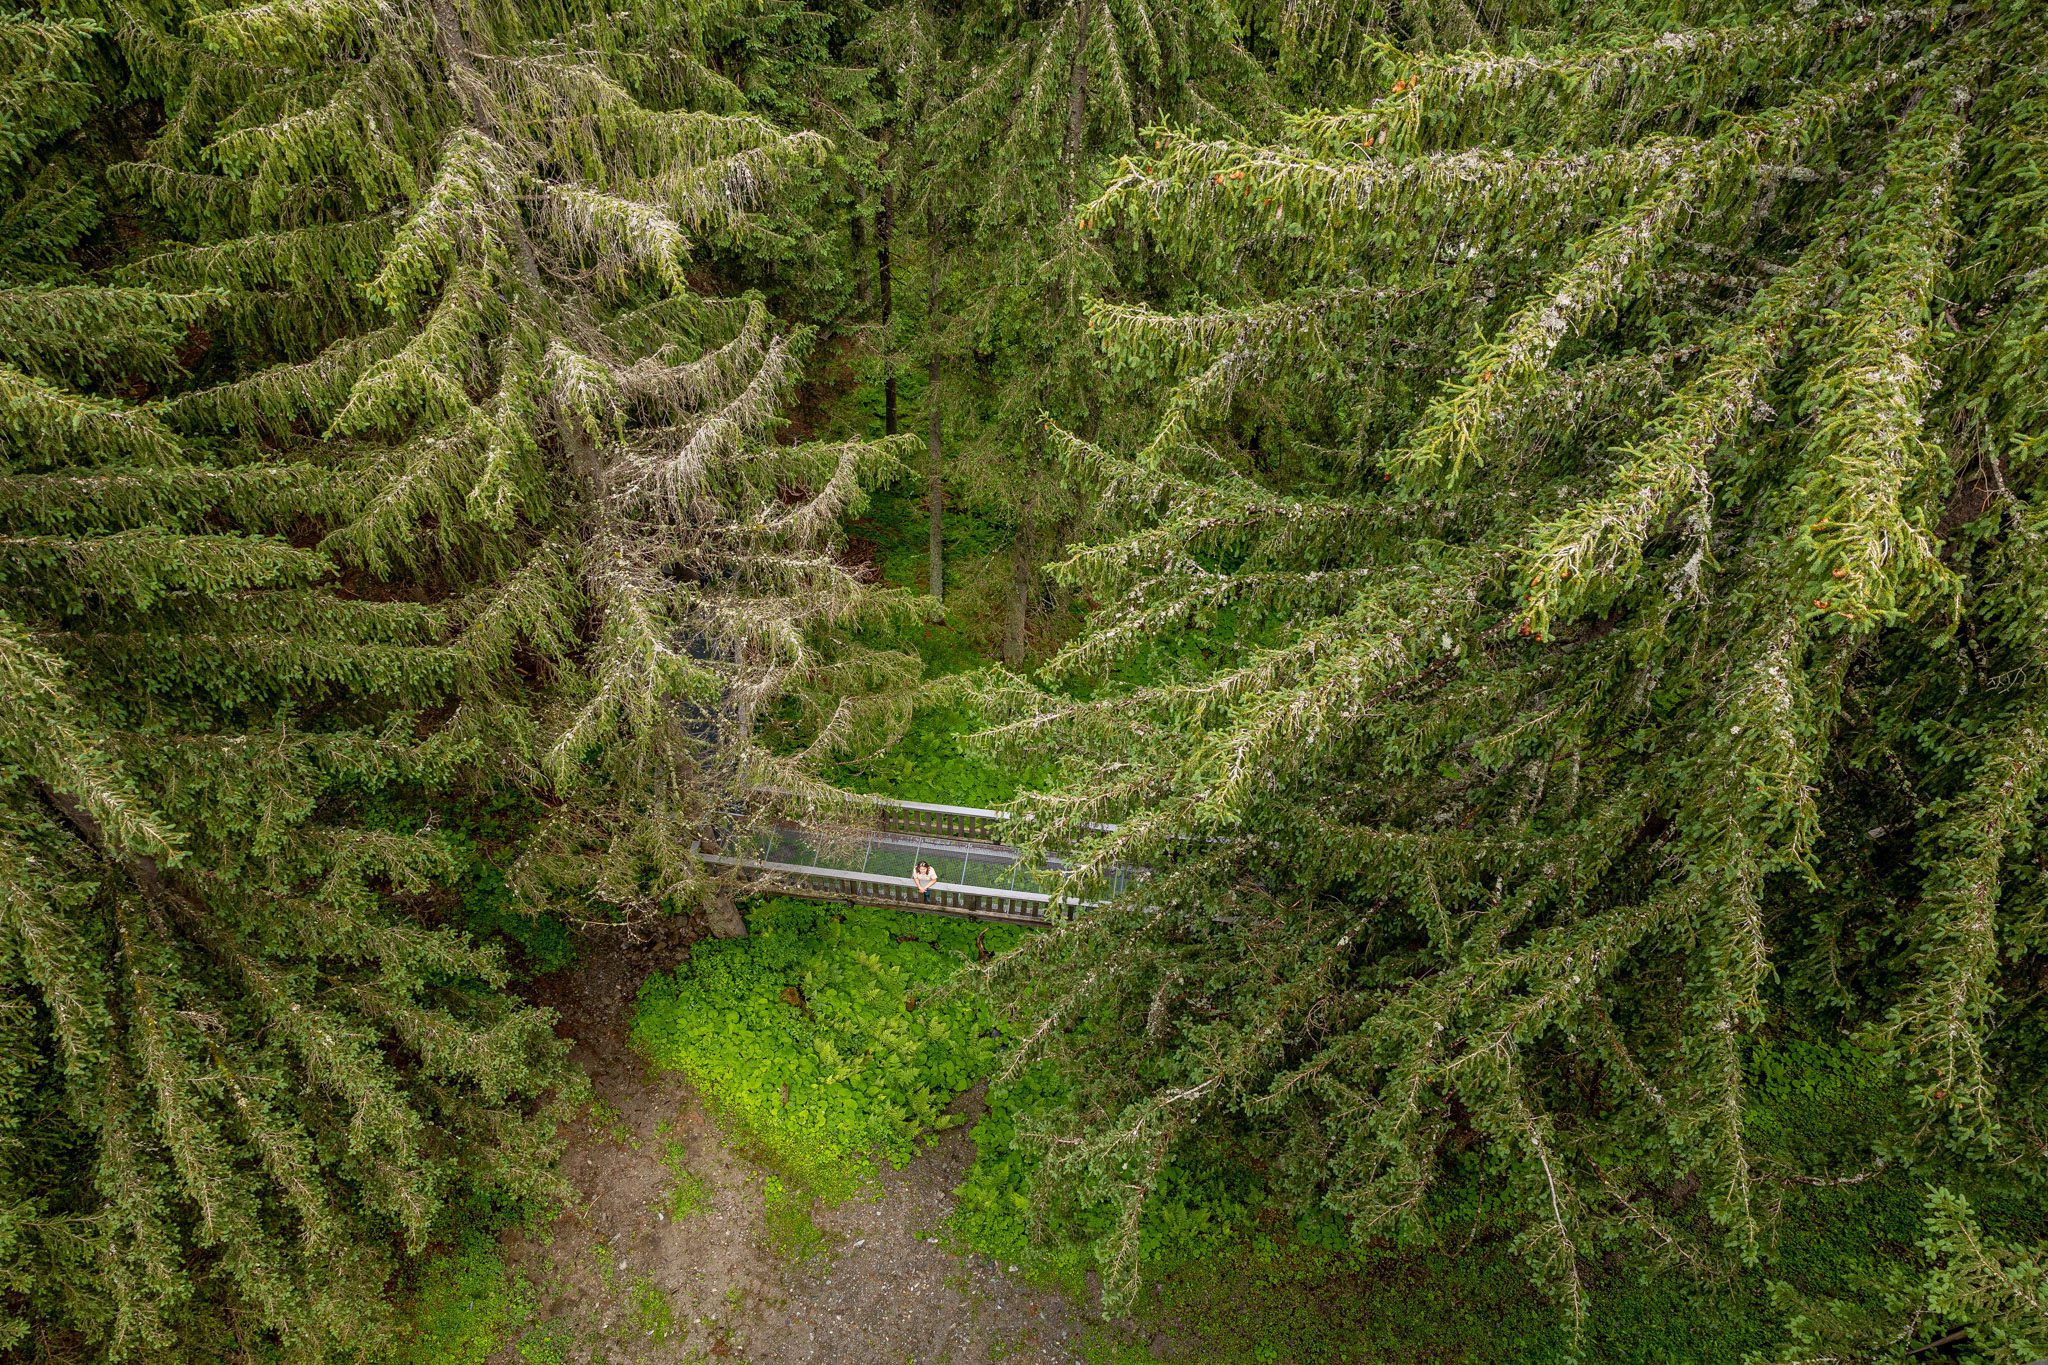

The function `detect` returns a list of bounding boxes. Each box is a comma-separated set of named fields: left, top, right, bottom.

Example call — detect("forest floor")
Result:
left=486, top=929, right=1109, bottom=1365
left=422, top=474, right=1139, bottom=1365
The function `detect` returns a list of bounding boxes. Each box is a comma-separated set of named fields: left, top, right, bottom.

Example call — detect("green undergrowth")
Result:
left=630, top=897, right=1028, bottom=1199
left=823, top=488, right=1248, bottom=810
left=620, top=891, right=2048, bottom=1361
left=763, top=1174, right=838, bottom=1263
left=847, top=479, right=1013, bottom=674
left=972, top=1035, right=2048, bottom=1363
left=832, top=478, right=1065, bottom=806
left=948, top=1066, right=1262, bottom=1299
left=393, top=1230, right=537, bottom=1365
left=358, top=784, right=577, bottom=976
left=655, top=1124, right=711, bottom=1221
left=845, top=457, right=1014, bottom=608
left=827, top=701, right=1053, bottom=807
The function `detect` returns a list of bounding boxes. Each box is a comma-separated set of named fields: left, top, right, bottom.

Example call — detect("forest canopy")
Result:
left=970, top=0, right=2048, bottom=1352
left=0, top=0, right=910, bottom=1352
left=4, top=0, right=2048, bottom=1359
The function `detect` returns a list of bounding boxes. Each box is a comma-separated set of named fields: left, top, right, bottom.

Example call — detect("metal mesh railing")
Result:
left=703, top=795, right=1129, bottom=923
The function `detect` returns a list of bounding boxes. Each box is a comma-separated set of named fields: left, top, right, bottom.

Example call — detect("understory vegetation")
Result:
left=631, top=898, right=1026, bottom=1197
left=7, top=0, right=2048, bottom=1357
left=625, top=897, right=2048, bottom=1363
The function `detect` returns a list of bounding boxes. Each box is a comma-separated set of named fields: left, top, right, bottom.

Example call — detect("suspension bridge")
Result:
left=700, top=794, right=1129, bottom=925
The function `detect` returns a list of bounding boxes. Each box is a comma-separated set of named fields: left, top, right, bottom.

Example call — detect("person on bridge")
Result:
left=912, top=860, right=938, bottom=902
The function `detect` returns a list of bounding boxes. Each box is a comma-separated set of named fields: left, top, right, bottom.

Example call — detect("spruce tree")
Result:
left=845, top=0, right=946, bottom=586
left=972, top=0, right=2048, bottom=1339
left=0, top=0, right=916, bottom=1353
left=906, top=0, right=1276, bottom=660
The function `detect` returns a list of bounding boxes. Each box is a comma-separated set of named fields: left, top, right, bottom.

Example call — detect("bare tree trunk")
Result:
left=1004, top=507, right=1034, bottom=666
left=878, top=178, right=897, bottom=437
left=1050, top=514, right=1075, bottom=621
left=926, top=216, right=943, bottom=603
left=851, top=209, right=868, bottom=309
left=42, top=785, right=166, bottom=900
left=1061, top=0, right=1094, bottom=214
left=926, top=378, right=943, bottom=601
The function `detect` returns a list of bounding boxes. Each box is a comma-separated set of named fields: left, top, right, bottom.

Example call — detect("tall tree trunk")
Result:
left=1005, top=506, right=1034, bottom=666
left=851, top=209, right=868, bottom=309
left=926, top=223, right=943, bottom=603
left=1050, top=514, right=1075, bottom=622
left=926, top=379, right=943, bottom=601
left=878, top=178, right=897, bottom=437
left=1061, top=0, right=1094, bottom=214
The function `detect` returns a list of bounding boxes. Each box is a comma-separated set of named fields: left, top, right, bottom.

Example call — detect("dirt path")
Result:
left=499, top=934, right=1098, bottom=1364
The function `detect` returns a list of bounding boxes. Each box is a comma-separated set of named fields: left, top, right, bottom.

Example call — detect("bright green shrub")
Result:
left=393, top=1232, right=535, bottom=1365
left=948, top=1069, right=1069, bottom=1271
left=631, top=898, right=1027, bottom=1196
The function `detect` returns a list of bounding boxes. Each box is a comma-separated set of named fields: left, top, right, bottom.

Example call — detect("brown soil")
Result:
left=497, top=932, right=1095, bottom=1364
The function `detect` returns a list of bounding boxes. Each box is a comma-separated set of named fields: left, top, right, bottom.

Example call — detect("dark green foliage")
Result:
left=845, top=0, right=1295, bottom=665
left=0, top=3, right=579, bottom=1357
left=949, top=1064, right=1259, bottom=1296
left=13, top=0, right=2048, bottom=1353
left=950, top=1036, right=2048, bottom=1362
left=963, top=0, right=2048, bottom=1348
left=0, top=0, right=913, bottom=1352
left=399, top=784, right=577, bottom=975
